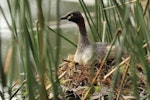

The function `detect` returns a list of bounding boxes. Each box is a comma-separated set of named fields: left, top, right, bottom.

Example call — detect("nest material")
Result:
left=58, top=55, right=115, bottom=99
left=57, top=54, right=147, bottom=100
left=59, top=55, right=113, bottom=87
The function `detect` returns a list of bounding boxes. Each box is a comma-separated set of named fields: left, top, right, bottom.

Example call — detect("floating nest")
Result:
left=58, top=54, right=114, bottom=100
left=46, top=54, right=148, bottom=100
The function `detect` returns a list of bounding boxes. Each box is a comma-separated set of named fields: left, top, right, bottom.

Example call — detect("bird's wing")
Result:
left=95, top=42, right=110, bottom=59
left=106, top=45, right=120, bottom=59
left=96, top=42, right=128, bottom=60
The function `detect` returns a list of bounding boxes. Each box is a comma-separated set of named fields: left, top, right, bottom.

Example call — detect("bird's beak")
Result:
left=60, top=15, right=68, bottom=20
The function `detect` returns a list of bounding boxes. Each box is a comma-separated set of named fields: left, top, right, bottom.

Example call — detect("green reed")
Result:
left=80, top=0, right=150, bottom=99
left=0, top=0, right=150, bottom=100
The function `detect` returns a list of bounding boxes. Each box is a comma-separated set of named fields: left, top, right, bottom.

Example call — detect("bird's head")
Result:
left=60, top=11, right=84, bottom=23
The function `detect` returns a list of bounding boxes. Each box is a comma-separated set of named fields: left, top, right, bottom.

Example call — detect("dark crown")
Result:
left=60, top=11, right=84, bottom=23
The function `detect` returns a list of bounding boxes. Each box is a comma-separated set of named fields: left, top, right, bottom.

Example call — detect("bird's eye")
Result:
left=67, top=14, right=73, bottom=20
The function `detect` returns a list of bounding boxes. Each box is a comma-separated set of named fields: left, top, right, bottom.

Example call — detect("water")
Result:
left=0, top=0, right=96, bottom=61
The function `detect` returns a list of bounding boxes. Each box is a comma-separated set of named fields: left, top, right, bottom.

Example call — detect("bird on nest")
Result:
left=60, top=11, right=127, bottom=66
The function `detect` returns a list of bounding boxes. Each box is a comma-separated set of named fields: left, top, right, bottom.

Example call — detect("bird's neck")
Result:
left=77, top=21, right=90, bottom=47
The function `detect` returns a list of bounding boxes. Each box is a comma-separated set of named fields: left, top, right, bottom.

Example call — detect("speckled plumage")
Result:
left=61, top=11, right=126, bottom=65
